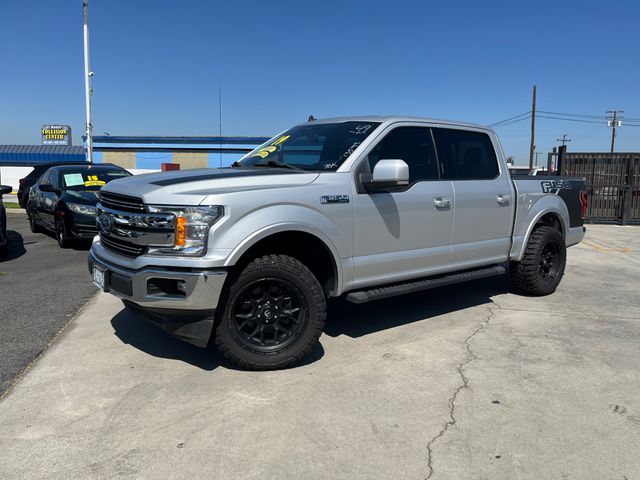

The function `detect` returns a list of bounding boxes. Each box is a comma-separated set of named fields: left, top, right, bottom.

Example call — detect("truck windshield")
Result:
left=237, top=121, right=381, bottom=172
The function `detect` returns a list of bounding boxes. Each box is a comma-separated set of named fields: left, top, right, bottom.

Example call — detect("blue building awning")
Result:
left=0, top=145, right=86, bottom=166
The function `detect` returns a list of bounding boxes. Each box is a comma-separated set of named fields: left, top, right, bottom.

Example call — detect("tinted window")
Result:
left=433, top=128, right=499, bottom=180
left=50, top=171, right=61, bottom=189
left=39, top=170, right=52, bottom=185
left=367, top=127, right=439, bottom=183
left=239, top=122, right=380, bottom=171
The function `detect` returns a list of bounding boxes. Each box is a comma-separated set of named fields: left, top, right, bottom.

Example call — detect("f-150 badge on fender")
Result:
left=541, top=180, right=571, bottom=194
left=321, top=195, right=350, bottom=204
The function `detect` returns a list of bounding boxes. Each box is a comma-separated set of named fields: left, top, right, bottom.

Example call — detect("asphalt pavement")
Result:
left=0, top=211, right=97, bottom=396
left=0, top=225, right=639, bottom=479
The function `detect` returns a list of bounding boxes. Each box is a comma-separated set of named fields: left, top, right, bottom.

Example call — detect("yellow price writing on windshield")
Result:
left=252, top=135, right=290, bottom=159
left=84, top=175, right=106, bottom=187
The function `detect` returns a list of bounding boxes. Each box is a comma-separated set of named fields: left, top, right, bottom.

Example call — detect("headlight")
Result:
left=67, top=203, right=98, bottom=216
left=146, top=205, right=224, bottom=256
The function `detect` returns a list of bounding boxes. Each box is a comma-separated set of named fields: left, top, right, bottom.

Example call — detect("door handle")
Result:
left=496, top=194, right=512, bottom=205
left=433, top=197, right=453, bottom=208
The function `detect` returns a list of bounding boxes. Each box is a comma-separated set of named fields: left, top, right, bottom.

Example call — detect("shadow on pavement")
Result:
left=40, top=228, right=93, bottom=251
left=0, top=230, right=26, bottom=262
left=324, top=275, right=510, bottom=338
left=110, top=308, right=325, bottom=370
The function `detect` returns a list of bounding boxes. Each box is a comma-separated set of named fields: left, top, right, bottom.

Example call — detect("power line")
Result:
left=489, top=111, right=531, bottom=127
left=491, top=115, right=532, bottom=128
left=537, top=110, right=604, bottom=120
left=536, top=115, right=603, bottom=125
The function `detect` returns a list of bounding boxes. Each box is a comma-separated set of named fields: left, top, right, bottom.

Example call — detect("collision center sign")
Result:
left=41, top=125, right=72, bottom=145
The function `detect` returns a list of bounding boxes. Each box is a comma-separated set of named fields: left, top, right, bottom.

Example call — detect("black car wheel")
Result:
left=28, top=209, right=42, bottom=233
left=55, top=217, right=71, bottom=248
left=510, top=226, right=566, bottom=296
left=18, top=192, right=28, bottom=209
left=214, top=254, right=326, bottom=370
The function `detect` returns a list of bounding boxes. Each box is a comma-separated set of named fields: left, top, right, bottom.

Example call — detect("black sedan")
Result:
left=27, top=164, right=131, bottom=247
left=17, top=162, right=90, bottom=208
left=0, top=184, right=12, bottom=255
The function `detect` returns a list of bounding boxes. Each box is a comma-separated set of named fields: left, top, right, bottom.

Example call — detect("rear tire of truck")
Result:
left=510, top=225, right=566, bottom=296
left=214, top=254, right=327, bottom=370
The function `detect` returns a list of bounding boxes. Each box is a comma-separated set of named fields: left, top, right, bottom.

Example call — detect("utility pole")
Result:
left=219, top=87, right=222, bottom=168
left=529, top=84, right=536, bottom=170
left=534, top=151, right=543, bottom=166
left=606, top=110, right=623, bottom=153
left=83, top=0, right=93, bottom=163
left=557, top=134, right=571, bottom=147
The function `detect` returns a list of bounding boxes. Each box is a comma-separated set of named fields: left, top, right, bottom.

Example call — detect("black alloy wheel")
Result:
left=230, top=277, right=307, bottom=353
left=28, top=209, right=41, bottom=233
left=510, top=225, right=566, bottom=296
left=55, top=218, right=70, bottom=248
left=539, top=242, right=560, bottom=284
left=214, top=254, right=327, bottom=370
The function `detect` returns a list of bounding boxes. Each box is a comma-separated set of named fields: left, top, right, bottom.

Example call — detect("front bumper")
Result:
left=88, top=249, right=227, bottom=310
left=69, top=213, right=99, bottom=238
left=88, top=249, right=228, bottom=347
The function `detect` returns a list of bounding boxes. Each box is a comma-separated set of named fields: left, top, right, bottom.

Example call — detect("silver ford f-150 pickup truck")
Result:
left=89, top=116, right=587, bottom=369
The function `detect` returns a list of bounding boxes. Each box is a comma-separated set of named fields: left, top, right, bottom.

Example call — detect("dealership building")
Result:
left=90, top=135, right=270, bottom=169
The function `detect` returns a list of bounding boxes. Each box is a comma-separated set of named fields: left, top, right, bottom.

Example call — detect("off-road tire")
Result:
left=28, top=210, right=41, bottom=233
left=511, top=225, right=566, bottom=296
left=214, top=254, right=326, bottom=370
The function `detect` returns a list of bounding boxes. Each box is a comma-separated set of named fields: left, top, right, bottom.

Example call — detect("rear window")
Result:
left=432, top=128, right=499, bottom=180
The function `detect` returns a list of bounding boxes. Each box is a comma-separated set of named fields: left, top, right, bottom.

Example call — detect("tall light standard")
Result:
left=83, top=0, right=94, bottom=163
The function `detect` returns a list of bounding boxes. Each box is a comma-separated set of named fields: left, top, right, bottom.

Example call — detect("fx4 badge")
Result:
left=321, top=195, right=350, bottom=204
left=541, top=180, right=571, bottom=194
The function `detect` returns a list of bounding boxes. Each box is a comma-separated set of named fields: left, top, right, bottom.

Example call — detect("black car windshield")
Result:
left=237, top=121, right=381, bottom=171
left=61, top=169, right=130, bottom=191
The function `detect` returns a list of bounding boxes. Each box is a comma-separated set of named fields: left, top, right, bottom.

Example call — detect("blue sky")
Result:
left=1, top=0, right=639, bottom=164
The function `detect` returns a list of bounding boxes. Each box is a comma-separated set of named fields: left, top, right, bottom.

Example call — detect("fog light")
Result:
left=177, top=281, right=187, bottom=294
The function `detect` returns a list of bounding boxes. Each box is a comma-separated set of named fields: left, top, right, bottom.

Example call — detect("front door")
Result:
left=352, top=125, right=454, bottom=289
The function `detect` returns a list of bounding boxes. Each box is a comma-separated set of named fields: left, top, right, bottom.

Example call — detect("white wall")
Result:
left=0, top=166, right=161, bottom=192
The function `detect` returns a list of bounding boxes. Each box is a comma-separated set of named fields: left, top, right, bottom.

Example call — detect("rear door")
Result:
left=40, top=170, right=59, bottom=228
left=432, top=128, right=515, bottom=269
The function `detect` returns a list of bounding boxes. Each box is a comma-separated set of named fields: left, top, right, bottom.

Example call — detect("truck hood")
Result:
left=101, top=167, right=320, bottom=205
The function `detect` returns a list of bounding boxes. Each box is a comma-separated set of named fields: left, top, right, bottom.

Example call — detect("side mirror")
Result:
left=39, top=184, right=59, bottom=194
left=0, top=185, right=12, bottom=196
left=363, top=159, right=410, bottom=192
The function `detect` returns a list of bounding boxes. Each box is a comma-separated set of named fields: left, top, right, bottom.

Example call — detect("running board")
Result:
left=345, top=265, right=506, bottom=304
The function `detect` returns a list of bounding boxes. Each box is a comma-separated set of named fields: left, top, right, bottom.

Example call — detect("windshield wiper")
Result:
left=252, top=159, right=304, bottom=171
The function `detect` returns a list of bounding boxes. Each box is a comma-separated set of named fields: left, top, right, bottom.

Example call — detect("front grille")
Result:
left=100, top=233, right=146, bottom=257
left=100, top=191, right=145, bottom=212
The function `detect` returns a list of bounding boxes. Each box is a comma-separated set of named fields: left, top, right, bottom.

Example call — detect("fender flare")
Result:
left=223, top=222, right=345, bottom=296
left=510, top=207, right=568, bottom=261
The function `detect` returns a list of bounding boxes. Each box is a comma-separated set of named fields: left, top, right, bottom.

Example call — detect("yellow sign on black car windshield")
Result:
left=84, top=175, right=106, bottom=187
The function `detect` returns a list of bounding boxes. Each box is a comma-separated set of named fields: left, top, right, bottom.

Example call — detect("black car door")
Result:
left=39, top=171, right=59, bottom=228
left=32, top=171, right=49, bottom=224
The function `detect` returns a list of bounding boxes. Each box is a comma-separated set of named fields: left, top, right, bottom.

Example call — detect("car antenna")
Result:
left=308, top=115, right=316, bottom=122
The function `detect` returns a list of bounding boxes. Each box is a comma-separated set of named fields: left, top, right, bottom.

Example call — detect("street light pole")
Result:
left=83, top=0, right=93, bottom=163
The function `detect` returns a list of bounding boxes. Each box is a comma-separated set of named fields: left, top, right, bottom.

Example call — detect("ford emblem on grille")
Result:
left=98, top=213, right=114, bottom=233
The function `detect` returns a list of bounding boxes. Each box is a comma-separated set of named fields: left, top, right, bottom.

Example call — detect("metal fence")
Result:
left=560, top=153, right=640, bottom=224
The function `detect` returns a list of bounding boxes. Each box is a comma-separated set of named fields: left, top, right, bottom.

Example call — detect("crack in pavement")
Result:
left=425, top=302, right=501, bottom=480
